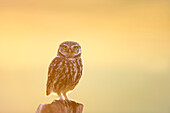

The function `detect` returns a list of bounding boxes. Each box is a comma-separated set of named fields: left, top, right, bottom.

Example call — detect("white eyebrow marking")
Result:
left=71, top=44, right=79, bottom=47
left=62, top=44, right=69, bottom=47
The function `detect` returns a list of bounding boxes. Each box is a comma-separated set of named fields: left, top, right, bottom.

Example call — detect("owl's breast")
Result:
left=52, top=57, right=83, bottom=92
left=64, top=58, right=83, bottom=83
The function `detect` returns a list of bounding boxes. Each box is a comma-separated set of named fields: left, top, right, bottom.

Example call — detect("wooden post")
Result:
left=36, top=100, right=84, bottom=113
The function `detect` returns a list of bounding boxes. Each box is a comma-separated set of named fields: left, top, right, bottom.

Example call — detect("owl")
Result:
left=46, top=41, right=83, bottom=100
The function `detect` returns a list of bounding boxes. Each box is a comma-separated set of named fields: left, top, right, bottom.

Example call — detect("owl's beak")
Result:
left=68, top=49, right=72, bottom=53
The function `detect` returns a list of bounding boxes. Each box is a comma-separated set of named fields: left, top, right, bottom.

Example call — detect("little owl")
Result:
left=46, top=41, right=83, bottom=100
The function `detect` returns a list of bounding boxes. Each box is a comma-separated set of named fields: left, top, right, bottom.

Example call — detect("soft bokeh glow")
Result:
left=0, top=0, right=170, bottom=113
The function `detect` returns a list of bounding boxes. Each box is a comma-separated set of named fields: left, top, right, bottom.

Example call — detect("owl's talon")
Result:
left=58, top=93, right=64, bottom=100
left=63, top=93, right=70, bottom=101
left=59, top=98, right=64, bottom=100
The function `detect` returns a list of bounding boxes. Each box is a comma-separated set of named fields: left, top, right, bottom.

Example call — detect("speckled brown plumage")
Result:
left=46, top=41, right=83, bottom=100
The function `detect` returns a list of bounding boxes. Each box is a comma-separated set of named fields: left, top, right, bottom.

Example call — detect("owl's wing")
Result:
left=46, top=56, right=61, bottom=96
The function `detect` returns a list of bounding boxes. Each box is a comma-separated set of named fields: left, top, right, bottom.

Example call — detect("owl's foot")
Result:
left=58, top=93, right=64, bottom=100
left=63, top=93, right=70, bottom=101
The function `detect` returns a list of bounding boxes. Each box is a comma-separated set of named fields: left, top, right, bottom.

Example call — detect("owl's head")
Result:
left=57, top=41, right=82, bottom=58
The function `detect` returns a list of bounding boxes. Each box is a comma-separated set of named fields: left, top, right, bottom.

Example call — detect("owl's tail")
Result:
left=46, top=89, right=50, bottom=96
left=46, top=83, right=52, bottom=96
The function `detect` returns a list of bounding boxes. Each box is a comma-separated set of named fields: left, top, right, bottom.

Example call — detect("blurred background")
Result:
left=0, top=0, right=170, bottom=113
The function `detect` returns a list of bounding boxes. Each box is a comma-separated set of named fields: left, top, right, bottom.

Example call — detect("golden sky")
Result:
left=0, top=0, right=170, bottom=113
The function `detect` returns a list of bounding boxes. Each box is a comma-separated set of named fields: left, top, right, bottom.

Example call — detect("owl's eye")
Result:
left=63, top=46, right=67, bottom=49
left=73, top=46, right=78, bottom=50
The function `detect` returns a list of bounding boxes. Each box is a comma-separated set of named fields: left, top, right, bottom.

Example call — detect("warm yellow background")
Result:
left=0, top=0, right=170, bottom=113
